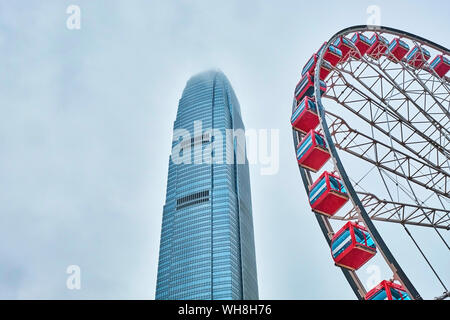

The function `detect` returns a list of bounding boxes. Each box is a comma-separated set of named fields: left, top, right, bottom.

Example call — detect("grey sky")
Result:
left=0, top=0, right=448, bottom=299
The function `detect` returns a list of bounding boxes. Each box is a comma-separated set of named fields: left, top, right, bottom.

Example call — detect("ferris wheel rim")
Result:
left=326, top=25, right=450, bottom=54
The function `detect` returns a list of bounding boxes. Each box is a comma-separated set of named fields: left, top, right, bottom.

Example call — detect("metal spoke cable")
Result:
left=327, top=112, right=446, bottom=228
left=384, top=90, right=450, bottom=248
left=403, top=226, right=448, bottom=292
left=383, top=92, right=449, bottom=291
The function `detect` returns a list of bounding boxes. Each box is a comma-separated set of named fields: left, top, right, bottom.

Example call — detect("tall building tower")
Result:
left=156, top=70, right=258, bottom=300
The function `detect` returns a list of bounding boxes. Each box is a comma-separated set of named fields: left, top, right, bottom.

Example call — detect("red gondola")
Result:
left=317, top=42, right=343, bottom=67
left=406, top=46, right=431, bottom=68
left=319, top=60, right=332, bottom=80
left=296, top=130, right=330, bottom=172
left=294, top=73, right=327, bottom=102
left=430, top=55, right=450, bottom=78
left=301, top=54, right=333, bottom=80
left=301, top=54, right=318, bottom=76
left=333, top=36, right=353, bottom=63
left=291, top=97, right=319, bottom=134
left=331, top=221, right=377, bottom=271
left=387, top=38, right=410, bottom=62
left=309, top=171, right=349, bottom=217
left=351, top=33, right=372, bottom=59
left=366, top=34, right=389, bottom=60
left=365, top=280, right=411, bottom=300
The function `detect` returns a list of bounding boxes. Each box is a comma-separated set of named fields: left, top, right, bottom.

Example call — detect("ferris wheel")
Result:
left=291, top=25, right=450, bottom=300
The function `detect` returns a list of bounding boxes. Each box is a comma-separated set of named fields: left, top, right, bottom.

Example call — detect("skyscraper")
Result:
left=156, top=70, right=259, bottom=300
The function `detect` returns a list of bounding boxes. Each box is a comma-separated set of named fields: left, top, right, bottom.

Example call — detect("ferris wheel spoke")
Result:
left=325, top=92, right=448, bottom=170
left=379, top=58, right=450, bottom=116
left=330, top=192, right=450, bottom=230
left=372, top=56, right=450, bottom=129
left=331, top=65, right=450, bottom=158
left=337, top=61, right=450, bottom=141
left=325, top=73, right=450, bottom=169
left=325, top=111, right=450, bottom=197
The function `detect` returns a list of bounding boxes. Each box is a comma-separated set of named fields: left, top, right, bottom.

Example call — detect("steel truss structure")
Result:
left=292, top=26, right=449, bottom=300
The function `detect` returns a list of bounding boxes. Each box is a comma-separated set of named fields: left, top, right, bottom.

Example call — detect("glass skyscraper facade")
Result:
left=156, top=70, right=259, bottom=300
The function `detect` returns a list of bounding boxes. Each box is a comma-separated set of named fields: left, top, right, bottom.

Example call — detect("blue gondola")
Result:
left=296, top=130, right=330, bottom=172
left=331, top=221, right=376, bottom=270
left=365, top=280, right=411, bottom=300
left=309, top=171, right=349, bottom=216
left=406, top=46, right=431, bottom=68
left=333, top=36, right=353, bottom=62
left=387, top=38, right=410, bottom=61
left=367, top=34, right=389, bottom=59
left=430, top=55, right=450, bottom=77
left=351, top=33, right=372, bottom=58
left=291, top=97, right=320, bottom=133
left=301, top=54, right=317, bottom=77
left=294, top=73, right=327, bottom=102
left=301, top=54, right=333, bottom=80
left=317, top=42, right=343, bottom=66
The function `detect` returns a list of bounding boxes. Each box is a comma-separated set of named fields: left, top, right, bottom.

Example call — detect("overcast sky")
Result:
left=0, top=0, right=448, bottom=299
